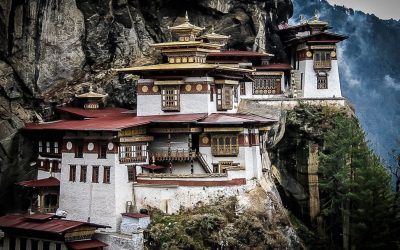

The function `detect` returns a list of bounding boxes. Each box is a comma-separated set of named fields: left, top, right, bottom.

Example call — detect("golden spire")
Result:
left=185, top=10, right=189, bottom=23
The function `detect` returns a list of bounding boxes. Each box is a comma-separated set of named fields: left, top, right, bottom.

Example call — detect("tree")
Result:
left=319, top=114, right=397, bottom=249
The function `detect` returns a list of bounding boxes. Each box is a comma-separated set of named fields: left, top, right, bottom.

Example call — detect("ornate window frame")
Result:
left=211, top=134, right=239, bottom=156
left=161, top=86, right=180, bottom=111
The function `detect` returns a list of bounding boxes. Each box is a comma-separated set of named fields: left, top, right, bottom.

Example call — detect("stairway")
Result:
left=196, top=152, right=212, bottom=174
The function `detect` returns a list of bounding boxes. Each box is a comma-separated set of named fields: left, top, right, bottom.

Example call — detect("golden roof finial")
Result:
left=211, top=25, right=215, bottom=34
left=313, top=9, right=320, bottom=21
left=185, top=11, right=189, bottom=23
left=89, top=84, right=94, bottom=93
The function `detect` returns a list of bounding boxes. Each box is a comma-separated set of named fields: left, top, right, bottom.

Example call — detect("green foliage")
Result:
left=319, top=113, right=399, bottom=249
left=145, top=197, right=295, bottom=250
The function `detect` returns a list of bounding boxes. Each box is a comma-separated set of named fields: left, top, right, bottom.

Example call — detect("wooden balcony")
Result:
left=211, top=145, right=239, bottom=156
left=120, top=156, right=147, bottom=163
left=32, top=206, right=57, bottom=214
left=314, top=61, right=331, bottom=69
left=150, top=150, right=195, bottom=162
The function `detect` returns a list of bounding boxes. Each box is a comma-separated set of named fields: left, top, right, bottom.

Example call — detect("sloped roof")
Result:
left=255, top=63, right=292, bottom=71
left=0, top=214, right=108, bottom=234
left=16, top=177, right=60, bottom=188
left=208, top=50, right=273, bottom=57
left=67, top=240, right=108, bottom=249
left=57, top=107, right=129, bottom=119
left=24, top=113, right=208, bottom=132
left=199, top=113, right=276, bottom=125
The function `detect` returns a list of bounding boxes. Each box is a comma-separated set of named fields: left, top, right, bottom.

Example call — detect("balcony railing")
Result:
left=120, top=156, right=147, bottom=163
left=32, top=206, right=57, bottom=214
left=314, top=61, right=331, bottom=69
left=211, top=145, right=239, bottom=156
left=150, top=150, right=195, bottom=161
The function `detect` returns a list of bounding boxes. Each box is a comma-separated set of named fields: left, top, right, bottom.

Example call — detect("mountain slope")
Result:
left=293, top=0, right=400, bottom=165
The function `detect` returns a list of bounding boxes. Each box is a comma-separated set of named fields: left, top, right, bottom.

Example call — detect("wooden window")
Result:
left=119, top=144, right=147, bottom=163
left=46, top=141, right=51, bottom=153
left=42, top=160, right=50, bottom=171
left=38, top=141, right=43, bottom=153
left=80, top=165, right=87, bottom=182
left=103, top=166, right=111, bottom=184
left=210, top=85, right=214, bottom=102
left=75, top=142, right=84, bottom=158
left=92, top=166, right=99, bottom=183
left=161, top=87, right=180, bottom=111
left=52, top=160, right=60, bottom=172
left=127, top=165, right=136, bottom=182
left=44, top=194, right=58, bottom=208
left=211, top=134, right=239, bottom=156
left=69, top=165, right=76, bottom=182
left=317, top=74, right=328, bottom=89
left=98, top=143, right=107, bottom=159
left=217, top=86, right=233, bottom=110
left=314, top=51, right=331, bottom=69
left=54, top=142, right=59, bottom=154
left=240, top=82, right=246, bottom=95
left=253, top=76, right=281, bottom=95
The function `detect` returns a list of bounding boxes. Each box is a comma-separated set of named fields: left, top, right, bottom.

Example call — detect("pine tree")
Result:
left=319, top=114, right=398, bottom=249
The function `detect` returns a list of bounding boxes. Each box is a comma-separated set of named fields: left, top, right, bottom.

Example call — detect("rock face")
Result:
left=0, top=0, right=293, bottom=213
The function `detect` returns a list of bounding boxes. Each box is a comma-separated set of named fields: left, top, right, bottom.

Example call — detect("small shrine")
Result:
left=75, top=85, right=107, bottom=110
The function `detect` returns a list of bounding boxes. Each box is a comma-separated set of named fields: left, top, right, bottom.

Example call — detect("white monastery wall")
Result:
left=137, top=94, right=209, bottom=116
left=199, top=145, right=261, bottom=179
left=120, top=215, right=150, bottom=234
left=302, top=60, right=342, bottom=98
left=170, top=162, right=205, bottom=174
left=134, top=178, right=258, bottom=214
left=59, top=152, right=118, bottom=230
left=114, top=162, right=134, bottom=231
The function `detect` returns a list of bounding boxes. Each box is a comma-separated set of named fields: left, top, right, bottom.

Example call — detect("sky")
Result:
left=326, top=0, right=400, bottom=20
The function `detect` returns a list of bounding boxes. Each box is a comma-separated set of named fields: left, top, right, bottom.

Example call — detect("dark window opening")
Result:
left=103, top=166, right=111, bottom=184
left=69, top=165, right=76, bottom=182
left=92, top=166, right=99, bottom=183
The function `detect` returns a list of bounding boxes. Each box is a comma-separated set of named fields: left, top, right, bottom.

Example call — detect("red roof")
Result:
left=200, top=113, right=275, bottom=124
left=57, top=107, right=129, bottom=118
left=24, top=113, right=207, bottom=132
left=141, top=164, right=166, bottom=170
left=17, top=177, right=60, bottom=188
left=286, top=32, right=348, bottom=44
left=25, top=214, right=55, bottom=221
left=122, top=213, right=149, bottom=219
left=0, top=214, right=108, bottom=234
left=208, top=50, right=272, bottom=57
left=255, top=63, right=292, bottom=71
left=67, top=240, right=107, bottom=250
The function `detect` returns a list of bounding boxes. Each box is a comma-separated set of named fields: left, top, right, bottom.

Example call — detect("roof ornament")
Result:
left=299, top=15, right=305, bottom=24
left=313, top=9, right=320, bottom=21
left=185, top=10, right=189, bottom=23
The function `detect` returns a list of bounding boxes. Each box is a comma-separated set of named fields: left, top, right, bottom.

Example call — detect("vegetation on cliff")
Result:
left=145, top=185, right=302, bottom=250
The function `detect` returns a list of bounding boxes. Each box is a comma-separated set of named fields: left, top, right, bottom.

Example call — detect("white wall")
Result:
left=134, top=179, right=258, bottom=214
left=301, top=60, right=342, bottom=98
left=137, top=94, right=209, bottom=116
left=59, top=152, right=119, bottom=230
